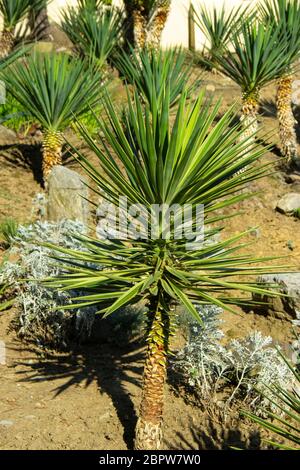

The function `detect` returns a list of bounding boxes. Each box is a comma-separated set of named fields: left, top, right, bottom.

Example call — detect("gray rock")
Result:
left=0, top=420, right=14, bottom=426
left=0, top=125, right=17, bottom=145
left=253, top=273, right=300, bottom=320
left=276, top=193, right=300, bottom=214
left=47, top=165, right=89, bottom=224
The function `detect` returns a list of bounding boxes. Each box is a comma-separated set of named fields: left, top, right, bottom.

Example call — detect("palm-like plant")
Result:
left=1, top=53, right=102, bottom=180
left=260, top=0, right=300, bottom=167
left=114, top=47, right=200, bottom=109
left=0, top=0, right=44, bottom=57
left=242, top=352, right=300, bottom=449
left=212, top=19, right=295, bottom=140
left=124, top=0, right=171, bottom=49
left=43, top=88, right=287, bottom=450
left=193, top=2, right=248, bottom=68
left=61, top=6, right=124, bottom=69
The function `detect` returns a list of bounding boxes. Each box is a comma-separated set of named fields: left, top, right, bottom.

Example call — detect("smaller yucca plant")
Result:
left=1, top=53, right=102, bottom=181
left=193, top=2, right=249, bottom=68
left=114, top=47, right=200, bottom=110
left=0, top=0, right=44, bottom=57
left=61, top=3, right=123, bottom=69
left=212, top=19, right=294, bottom=140
left=242, top=351, right=300, bottom=450
left=260, top=0, right=300, bottom=168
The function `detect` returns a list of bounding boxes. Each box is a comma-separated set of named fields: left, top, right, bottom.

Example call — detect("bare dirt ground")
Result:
left=0, top=68, right=300, bottom=450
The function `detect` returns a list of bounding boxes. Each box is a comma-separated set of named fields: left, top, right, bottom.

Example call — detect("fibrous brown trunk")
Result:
left=0, top=29, right=14, bottom=58
left=42, top=130, right=63, bottom=180
left=133, top=9, right=147, bottom=49
left=134, top=300, right=169, bottom=450
left=146, top=4, right=170, bottom=48
left=240, top=92, right=259, bottom=144
left=276, top=74, right=298, bottom=166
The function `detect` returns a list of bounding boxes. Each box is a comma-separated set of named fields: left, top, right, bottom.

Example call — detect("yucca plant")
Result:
left=62, top=7, right=124, bottom=69
left=0, top=0, right=44, bottom=57
left=42, top=87, right=288, bottom=450
left=260, top=0, right=300, bottom=168
left=242, top=351, right=300, bottom=449
left=123, top=0, right=171, bottom=49
left=193, top=2, right=249, bottom=69
left=1, top=53, right=102, bottom=180
left=212, top=19, right=295, bottom=141
left=114, top=47, right=200, bottom=110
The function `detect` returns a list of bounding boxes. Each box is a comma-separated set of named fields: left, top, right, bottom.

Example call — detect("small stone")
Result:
left=0, top=125, right=17, bottom=145
left=206, top=84, right=216, bottom=92
left=276, top=193, right=300, bottom=214
left=0, top=420, right=14, bottom=426
left=34, top=402, right=44, bottom=409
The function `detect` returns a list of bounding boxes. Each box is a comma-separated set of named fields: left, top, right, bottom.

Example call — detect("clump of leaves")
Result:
left=293, top=208, right=300, bottom=219
left=0, top=218, right=19, bottom=248
left=242, top=351, right=300, bottom=449
left=173, top=307, right=296, bottom=416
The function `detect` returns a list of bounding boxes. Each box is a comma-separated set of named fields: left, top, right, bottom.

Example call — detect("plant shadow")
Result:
left=10, top=328, right=145, bottom=450
left=166, top=417, right=263, bottom=450
left=0, top=143, right=44, bottom=186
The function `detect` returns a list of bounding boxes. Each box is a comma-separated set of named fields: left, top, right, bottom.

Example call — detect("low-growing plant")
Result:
left=0, top=220, right=99, bottom=348
left=173, top=307, right=296, bottom=416
left=0, top=217, right=19, bottom=248
left=0, top=93, right=34, bottom=133
left=242, top=351, right=300, bottom=449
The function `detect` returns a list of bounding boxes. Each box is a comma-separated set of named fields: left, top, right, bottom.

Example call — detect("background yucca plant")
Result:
left=0, top=0, right=44, bottom=57
left=212, top=19, right=295, bottom=141
left=260, top=0, right=300, bottom=168
left=61, top=6, right=124, bottom=70
left=114, top=47, right=200, bottom=110
left=43, top=88, right=287, bottom=450
left=242, top=351, right=300, bottom=449
left=1, top=53, right=102, bottom=181
left=193, top=2, right=248, bottom=69
left=123, top=0, right=171, bottom=48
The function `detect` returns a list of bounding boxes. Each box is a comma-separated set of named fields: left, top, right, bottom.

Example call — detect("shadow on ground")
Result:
left=10, top=334, right=145, bottom=450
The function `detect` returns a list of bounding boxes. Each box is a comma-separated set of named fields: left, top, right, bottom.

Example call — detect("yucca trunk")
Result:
left=0, top=30, right=14, bottom=58
left=146, top=4, right=170, bottom=48
left=276, top=74, right=298, bottom=166
left=42, top=130, right=63, bottom=179
left=240, top=91, right=260, bottom=143
left=134, top=299, right=169, bottom=450
left=133, top=9, right=147, bottom=49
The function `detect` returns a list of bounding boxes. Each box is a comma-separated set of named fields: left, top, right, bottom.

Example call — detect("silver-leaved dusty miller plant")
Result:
left=173, top=305, right=296, bottom=415
left=0, top=220, right=100, bottom=348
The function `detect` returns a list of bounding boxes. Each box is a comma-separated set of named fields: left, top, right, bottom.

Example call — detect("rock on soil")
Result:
left=0, top=125, right=17, bottom=146
left=47, top=165, right=89, bottom=224
left=276, top=193, right=300, bottom=214
left=254, top=273, right=300, bottom=320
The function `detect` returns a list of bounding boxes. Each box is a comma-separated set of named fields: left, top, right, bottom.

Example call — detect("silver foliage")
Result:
left=173, top=305, right=296, bottom=415
left=0, top=220, right=99, bottom=348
